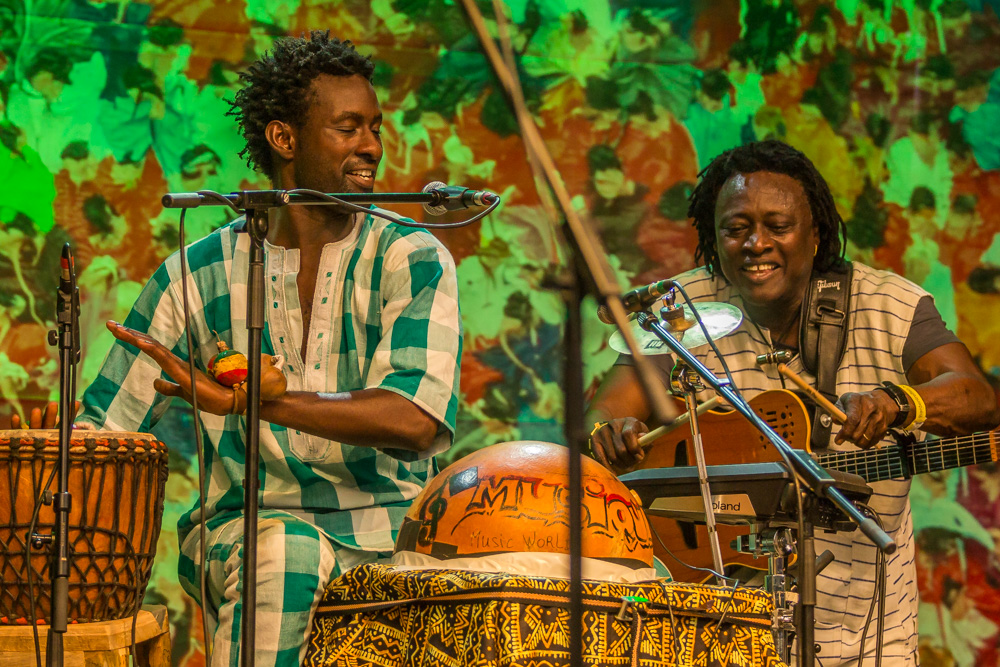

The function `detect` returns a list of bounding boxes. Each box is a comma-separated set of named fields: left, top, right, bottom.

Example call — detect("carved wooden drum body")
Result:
left=0, top=430, right=168, bottom=623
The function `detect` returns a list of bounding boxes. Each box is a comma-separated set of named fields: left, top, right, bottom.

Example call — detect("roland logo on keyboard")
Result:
left=713, top=498, right=741, bottom=512
left=648, top=493, right=757, bottom=523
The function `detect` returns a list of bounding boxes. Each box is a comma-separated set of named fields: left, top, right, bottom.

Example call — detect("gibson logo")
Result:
left=816, top=279, right=841, bottom=292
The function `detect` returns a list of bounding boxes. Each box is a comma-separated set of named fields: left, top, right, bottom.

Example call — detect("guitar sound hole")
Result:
left=675, top=440, right=689, bottom=467
left=679, top=521, right=699, bottom=549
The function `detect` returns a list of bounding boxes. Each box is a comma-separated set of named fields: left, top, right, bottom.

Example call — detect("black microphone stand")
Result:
left=162, top=187, right=484, bottom=667
left=34, top=243, right=80, bottom=667
left=636, top=310, right=895, bottom=667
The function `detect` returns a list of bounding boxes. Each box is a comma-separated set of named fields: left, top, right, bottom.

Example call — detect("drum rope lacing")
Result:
left=0, top=433, right=168, bottom=622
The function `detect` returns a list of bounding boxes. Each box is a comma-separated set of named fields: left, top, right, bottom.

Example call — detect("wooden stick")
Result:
left=776, top=363, right=847, bottom=424
left=638, top=397, right=721, bottom=447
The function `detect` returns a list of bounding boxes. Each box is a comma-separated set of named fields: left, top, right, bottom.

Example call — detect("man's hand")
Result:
left=108, top=321, right=238, bottom=416
left=11, top=401, right=59, bottom=429
left=835, top=389, right=900, bottom=449
left=590, top=417, right=648, bottom=471
left=9, top=401, right=88, bottom=429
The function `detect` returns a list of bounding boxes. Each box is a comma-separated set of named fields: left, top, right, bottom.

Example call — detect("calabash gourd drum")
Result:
left=0, top=430, right=168, bottom=623
left=394, top=440, right=655, bottom=568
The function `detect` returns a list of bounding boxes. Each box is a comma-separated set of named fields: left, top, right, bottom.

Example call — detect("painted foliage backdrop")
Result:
left=2, top=0, right=1000, bottom=664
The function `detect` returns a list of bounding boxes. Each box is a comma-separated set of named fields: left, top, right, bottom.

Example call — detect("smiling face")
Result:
left=286, top=73, right=383, bottom=195
left=714, top=171, right=819, bottom=321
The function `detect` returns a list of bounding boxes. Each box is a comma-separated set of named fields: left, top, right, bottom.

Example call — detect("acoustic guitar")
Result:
left=635, top=389, right=1000, bottom=583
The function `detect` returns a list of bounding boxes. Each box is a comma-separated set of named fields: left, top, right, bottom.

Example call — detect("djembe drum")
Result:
left=0, top=430, right=168, bottom=624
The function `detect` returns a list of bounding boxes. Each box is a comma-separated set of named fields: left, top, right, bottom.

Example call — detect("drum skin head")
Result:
left=395, top=441, right=654, bottom=569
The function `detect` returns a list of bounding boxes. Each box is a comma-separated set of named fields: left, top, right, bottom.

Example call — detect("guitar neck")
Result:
left=814, top=431, right=1000, bottom=482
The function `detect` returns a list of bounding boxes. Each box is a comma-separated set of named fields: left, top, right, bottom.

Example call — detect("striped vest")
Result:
left=670, top=262, right=925, bottom=665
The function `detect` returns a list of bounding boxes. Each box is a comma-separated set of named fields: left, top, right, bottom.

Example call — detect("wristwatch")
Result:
left=873, top=381, right=912, bottom=429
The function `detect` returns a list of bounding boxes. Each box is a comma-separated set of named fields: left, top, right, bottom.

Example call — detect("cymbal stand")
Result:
left=668, top=360, right=726, bottom=586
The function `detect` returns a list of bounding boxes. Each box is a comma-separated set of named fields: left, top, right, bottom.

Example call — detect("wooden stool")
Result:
left=0, top=605, right=170, bottom=667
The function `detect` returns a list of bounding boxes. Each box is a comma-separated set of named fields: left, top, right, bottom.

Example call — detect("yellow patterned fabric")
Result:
left=305, top=564, right=787, bottom=667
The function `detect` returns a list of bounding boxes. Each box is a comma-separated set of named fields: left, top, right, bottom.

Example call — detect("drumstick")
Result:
left=776, top=363, right=847, bottom=424
left=637, top=397, right=721, bottom=447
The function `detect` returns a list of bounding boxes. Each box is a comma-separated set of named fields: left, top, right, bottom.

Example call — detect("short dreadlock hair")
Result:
left=229, top=30, right=375, bottom=179
left=688, top=140, right=847, bottom=276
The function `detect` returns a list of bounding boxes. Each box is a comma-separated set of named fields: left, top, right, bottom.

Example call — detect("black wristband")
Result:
left=873, top=381, right=911, bottom=429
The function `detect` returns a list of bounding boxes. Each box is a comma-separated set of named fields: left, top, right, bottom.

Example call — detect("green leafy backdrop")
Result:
left=1, top=1, right=999, bottom=664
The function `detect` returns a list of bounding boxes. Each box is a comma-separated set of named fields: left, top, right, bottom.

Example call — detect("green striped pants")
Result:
left=178, top=509, right=387, bottom=667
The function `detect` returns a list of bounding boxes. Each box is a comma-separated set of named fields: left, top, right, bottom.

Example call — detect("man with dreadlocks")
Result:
left=68, top=31, right=461, bottom=666
left=588, top=140, right=998, bottom=665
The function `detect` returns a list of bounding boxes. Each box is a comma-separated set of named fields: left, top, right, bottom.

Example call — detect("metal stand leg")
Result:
left=670, top=363, right=726, bottom=585
left=734, top=527, right=797, bottom=665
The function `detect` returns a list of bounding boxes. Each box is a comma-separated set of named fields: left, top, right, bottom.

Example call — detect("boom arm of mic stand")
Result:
left=636, top=313, right=895, bottom=553
left=162, top=190, right=455, bottom=209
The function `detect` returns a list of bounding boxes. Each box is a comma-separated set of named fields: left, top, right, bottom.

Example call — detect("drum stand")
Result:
left=733, top=523, right=839, bottom=664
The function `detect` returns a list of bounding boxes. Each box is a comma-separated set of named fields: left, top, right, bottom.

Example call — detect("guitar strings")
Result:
left=813, top=433, right=994, bottom=480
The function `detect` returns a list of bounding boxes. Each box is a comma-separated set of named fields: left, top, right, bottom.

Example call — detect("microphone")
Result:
left=422, top=181, right=498, bottom=215
left=58, top=244, right=75, bottom=301
left=56, top=243, right=81, bottom=359
left=597, top=279, right=676, bottom=324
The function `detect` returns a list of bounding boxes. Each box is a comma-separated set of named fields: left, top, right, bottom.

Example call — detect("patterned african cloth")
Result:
left=305, top=563, right=787, bottom=667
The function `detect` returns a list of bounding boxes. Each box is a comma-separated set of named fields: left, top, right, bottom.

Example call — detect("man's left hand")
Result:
left=10, top=401, right=84, bottom=429
left=835, top=389, right=899, bottom=449
left=108, top=321, right=239, bottom=416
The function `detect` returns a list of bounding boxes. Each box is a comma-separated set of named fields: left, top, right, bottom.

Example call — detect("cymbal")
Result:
left=608, top=302, right=743, bottom=355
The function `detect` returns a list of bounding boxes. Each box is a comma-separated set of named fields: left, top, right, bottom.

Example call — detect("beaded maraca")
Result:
left=207, top=332, right=248, bottom=387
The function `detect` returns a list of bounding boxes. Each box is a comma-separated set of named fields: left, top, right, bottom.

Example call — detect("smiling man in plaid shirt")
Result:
left=74, top=32, right=462, bottom=667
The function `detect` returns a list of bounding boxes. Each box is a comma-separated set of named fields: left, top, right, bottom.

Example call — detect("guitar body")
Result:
left=635, top=389, right=812, bottom=583
left=632, top=389, right=1000, bottom=583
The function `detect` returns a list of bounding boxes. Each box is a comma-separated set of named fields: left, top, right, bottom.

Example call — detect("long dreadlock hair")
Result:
left=228, top=30, right=375, bottom=179
left=688, top=140, right=847, bottom=275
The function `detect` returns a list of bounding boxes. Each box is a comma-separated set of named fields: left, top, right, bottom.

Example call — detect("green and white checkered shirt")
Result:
left=79, top=208, right=462, bottom=554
